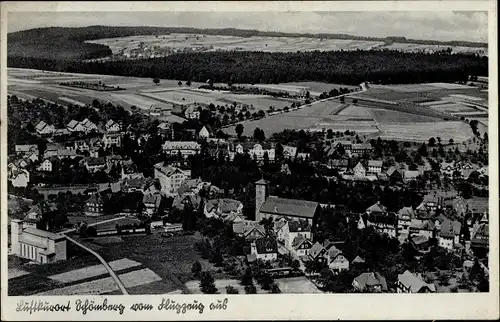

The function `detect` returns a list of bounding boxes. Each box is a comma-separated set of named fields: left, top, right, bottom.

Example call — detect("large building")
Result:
left=162, top=141, right=201, bottom=157
left=153, top=162, right=191, bottom=196
left=11, top=219, right=67, bottom=264
left=255, top=179, right=320, bottom=227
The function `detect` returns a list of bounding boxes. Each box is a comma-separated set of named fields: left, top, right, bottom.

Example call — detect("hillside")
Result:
left=8, top=26, right=488, bottom=61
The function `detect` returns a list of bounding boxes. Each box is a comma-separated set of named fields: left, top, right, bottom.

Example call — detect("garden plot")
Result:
left=58, top=97, right=86, bottom=106
left=185, top=279, right=266, bottom=294
left=338, top=105, right=373, bottom=118
left=276, top=277, right=322, bottom=294
left=8, top=268, right=30, bottom=280
left=427, top=83, right=474, bottom=90
left=449, top=94, right=485, bottom=102
left=36, top=268, right=161, bottom=295
left=369, top=108, right=441, bottom=123
left=48, top=258, right=141, bottom=284
left=424, top=103, right=477, bottom=113
left=110, top=93, right=165, bottom=109
left=378, top=121, right=474, bottom=143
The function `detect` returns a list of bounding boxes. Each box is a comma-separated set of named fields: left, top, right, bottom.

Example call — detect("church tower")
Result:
left=255, top=178, right=269, bottom=222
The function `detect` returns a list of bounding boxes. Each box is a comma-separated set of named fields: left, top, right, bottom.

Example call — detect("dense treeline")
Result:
left=8, top=50, right=487, bottom=85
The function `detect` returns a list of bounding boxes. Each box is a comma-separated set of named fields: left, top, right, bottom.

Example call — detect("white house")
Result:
left=105, top=119, right=121, bottom=133
left=37, top=159, right=53, bottom=172
left=10, top=169, right=30, bottom=187
left=162, top=141, right=201, bottom=157
left=278, top=220, right=312, bottom=249
left=67, top=120, right=86, bottom=132
left=292, top=235, right=313, bottom=257
left=199, top=126, right=211, bottom=139
left=83, top=157, right=107, bottom=173
left=250, top=237, right=278, bottom=262
left=35, top=121, right=55, bottom=136
left=10, top=219, right=67, bottom=264
left=438, top=219, right=462, bottom=250
left=153, top=162, right=191, bottom=196
left=80, top=118, right=98, bottom=132
left=367, top=160, right=383, bottom=175
left=184, top=105, right=200, bottom=119
left=397, top=270, right=435, bottom=293
left=326, top=245, right=350, bottom=273
left=353, top=161, right=366, bottom=177
left=103, top=133, right=122, bottom=148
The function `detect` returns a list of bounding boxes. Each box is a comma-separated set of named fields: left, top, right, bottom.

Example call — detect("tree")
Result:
left=449, top=138, right=454, bottom=144
left=234, top=124, right=244, bottom=139
left=240, top=268, right=253, bottom=286
left=269, top=282, right=281, bottom=293
left=191, top=260, right=202, bottom=278
left=253, top=128, right=265, bottom=142
left=352, top=99, right=358, bottom=105
left=339, top=96, right=345, bottom=103
left=225, top=285, right=239, bottom=294
left=291, top=259, right=301, bottom=271
left=153, top=78, right=160, bottom=85
left=178, top=81, right=183, bottom=86
left=186, top=80, right=192, bottom=87
left=428, top=137, right=436, bottom=146
left=244, top=284, right=257, bottom=294
left=199, top=271, right=218, bottom=294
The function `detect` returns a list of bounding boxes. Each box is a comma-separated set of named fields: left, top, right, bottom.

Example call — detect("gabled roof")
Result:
left=439, top=219, right=461, bottom=238
left=67, top=120, right=80, bottom=129
left=354, top=272, right=387, bottom=292
left=398, top=206, right=415, bottom=219
left=22, top=227, right=65, bottom=241
left=35, top=121, right=49, bottom=131
left=260, top=196, right=319, bottom=219
left=404, top=170, right=420, bottom=179
left=411, top=235, right=429, bottom=246
left=153, top=162, right=187, bottom=177
left=352, top=255, right=365, bottom=264
left=366, top=202, right=387, bottom=213
left=86, top=157, right=106, bottom=166
left=398, top=270, right=433, bottom=293
left=309, top=242, right=326, bottom=259
left=163, top=141, right=201, bottom=150
left=327, top=245, right=343, bottom=260
left=292, top=235, right=313, bottom=249
left=411, top=219, right=436, bottom=231
left=255, top=237, right=278, bottom=254
left=368, top=160, right=383, bottom=168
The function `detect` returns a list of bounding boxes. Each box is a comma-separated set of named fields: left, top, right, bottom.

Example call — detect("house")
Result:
left=15, top=144, right=38, bottom=156
left=438, top=219, right=462, bottom=250
left=228, top=143, right=276, bottom=162
left=105, top=119, right=121, bottom=133
left=440, top=161, right=455, bottom=176
left=10, top=169, right=30, bottom=188
left=326, top=245, right=350, bottom=273
left=84, top=193, right=105, bottom=216
left=35, top=121, right=55, bottom=136
left=162, top=141, right=201, bottom=157
left=403, top=170, right=420, bottom=182
left=397, top=270, right=435, bottom=293
left=184, top=105, right=200, bottom=119
left=250, top=237, right=278, bottom=262
left=106, top=154, right=125, bottom=168
left=409, top=219, right=436, bottom=239
left=44, top=145, right=80, bottom=159
left=142, top=193, right=163, bottom=215
left=279, top=220, right=312, bottom=248
left=178, top=178, right=204, bottom=195
left=386, top=166, right=403, bottom=182
left=282, top=145, right=298, bottom=159
left=157, top=122, right=172, bottom=137
left=10, top=219, right=67, bottom=264
left=410, top=235, right=431, bottom=253
left=397, top=206, right=415, bottom=237
left=74, top=139, right=90, bottom=152
left=23, top=205, right=43, bottom=229
left=80, top=118, right=98, bottom=132
left=121, top=161, right=141, bottom=180
left=352, top=272, right=387, bottom=292
left=67, top=120, right=86, bottom=132
left=296, top=152, right=310, bottom=160
left=37, top=159, right=53, bottom=172
left=328, top=159, right=349, bottom=173
left=359, top=203, right=398, bottom=238
left=351, top=256, right=365, bottom=266
left=103, top=133, right=122, bottom=148
left=172, top=193, right=201, bottom=212
left=331, top=140, right=353, bottom=152
left=308, top=242, right=327, bottom=261
left=83, top=157, right=107, bottom=173
left=353, top=161, right=366, bottom=177
left=256, top=190, right=319, bottom=228
left=470, top=223, right=488, bottom=257
left=198, top=126, right=211, bottom=139
left=292, top=235, right=314, bottom=257
left=351, top=143, right=372, bottom=155
left=233, top=221, right=266, bottom=240
left=53, top=128, right=70, bottom=137
left=204, top=198, right=244, bottom=220
left=367, top=160, right=383, bottom=175
left=153, top=162, right=191, bottom=196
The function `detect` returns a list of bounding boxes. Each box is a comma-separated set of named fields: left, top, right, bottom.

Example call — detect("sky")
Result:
left=7, top=11, right=488, bottom=43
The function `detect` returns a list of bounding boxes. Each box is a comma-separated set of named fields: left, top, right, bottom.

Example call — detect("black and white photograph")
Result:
left=1, top=1, right=498, bottom=320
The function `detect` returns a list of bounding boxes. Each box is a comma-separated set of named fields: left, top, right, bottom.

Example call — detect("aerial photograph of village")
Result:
left=6, top=10, right=490, bottom=296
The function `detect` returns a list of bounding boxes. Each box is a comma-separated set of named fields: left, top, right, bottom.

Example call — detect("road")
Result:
left=64, top=235, right=129, bottom=295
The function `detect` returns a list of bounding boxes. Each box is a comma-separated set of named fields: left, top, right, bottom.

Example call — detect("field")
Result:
left=88, top=33, right=486, bottom=57
left=369, top=109, right=442, bottom=123
left=276, top=277, right=323, bottom=294
left=185, top=279, right=267, bottom=294
left=89, top=33, right=385, bottom=55
left=377, top=121, right=474, bottom=142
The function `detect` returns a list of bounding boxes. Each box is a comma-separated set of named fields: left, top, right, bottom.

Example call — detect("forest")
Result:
left=8, top=49, right=487, bottom=85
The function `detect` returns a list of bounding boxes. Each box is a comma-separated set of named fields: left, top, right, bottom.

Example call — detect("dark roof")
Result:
left=86, top=157, right=106, bottom=166
left=354, top=272, right=387, bottom=292
left=398, top=270, right=434, bottom=293
left=309, top=242, right=326, bottom=258
left=255, top=237, right=278, bottom=254
left=439, top=219, right=461, bottom=238
left=260, top=196, right=319, bottom=219
left=288, top=220, right=311, bottom=232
